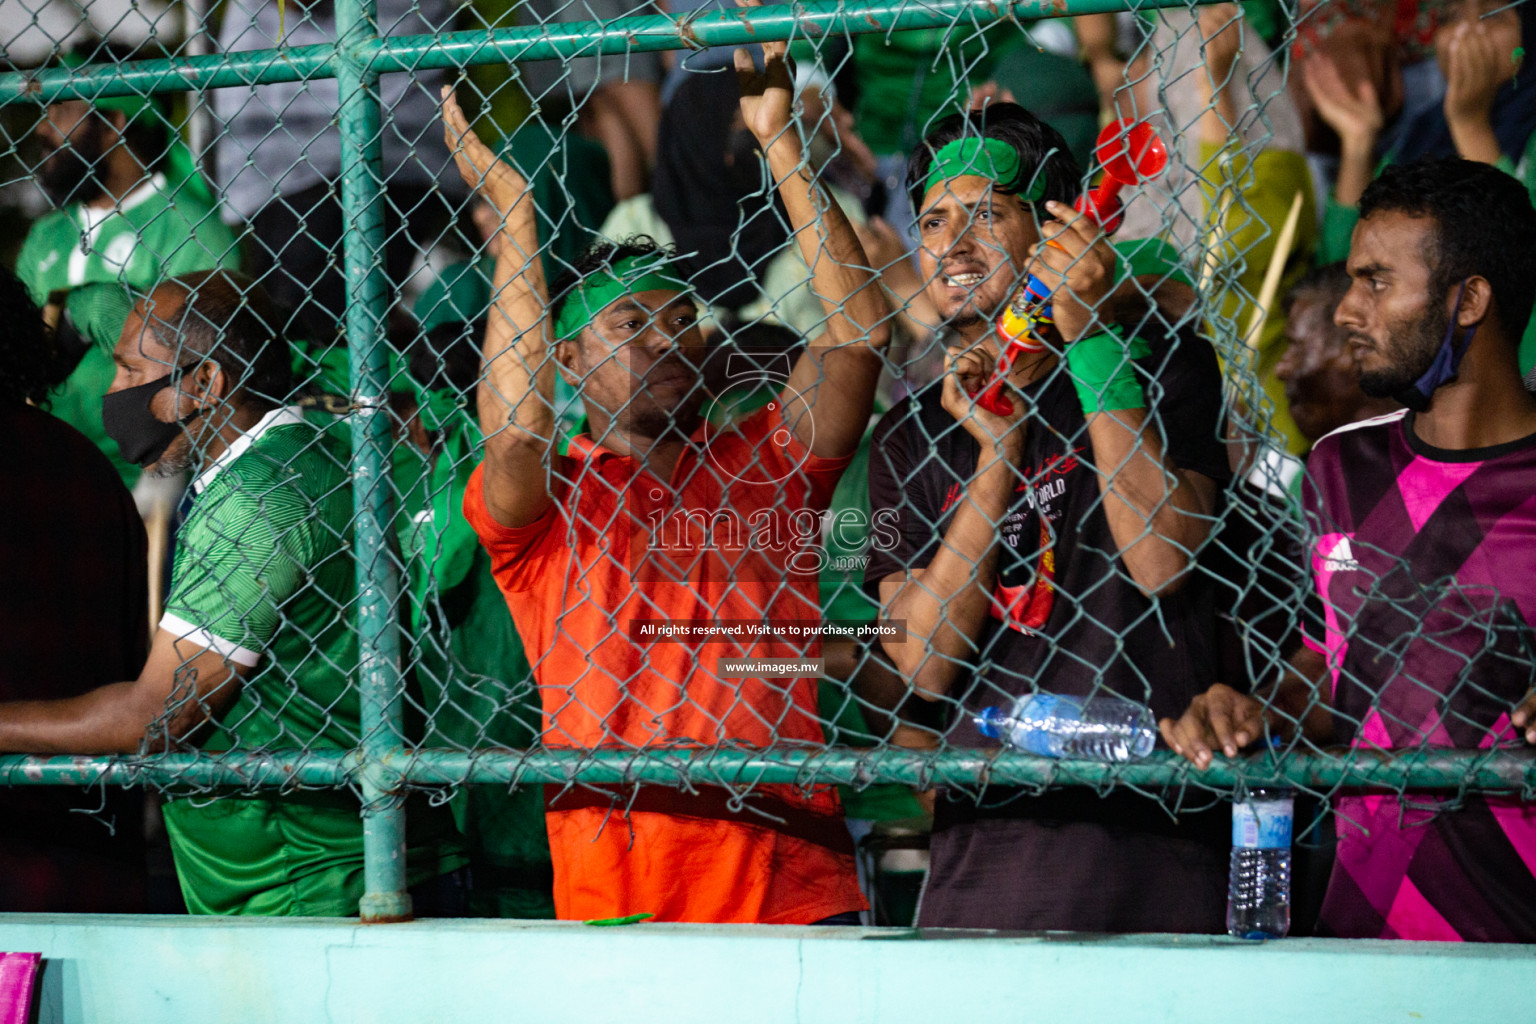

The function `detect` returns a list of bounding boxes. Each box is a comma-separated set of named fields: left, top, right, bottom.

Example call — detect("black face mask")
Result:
left=101, top=367, right=202, bottom=467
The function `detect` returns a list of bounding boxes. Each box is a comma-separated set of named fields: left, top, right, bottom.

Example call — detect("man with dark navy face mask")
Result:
left=0, top=269, right=468, bottom=917
left=1164, top=160, right=1536, bottom=942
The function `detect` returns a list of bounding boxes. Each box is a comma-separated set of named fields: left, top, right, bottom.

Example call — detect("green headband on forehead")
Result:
left=553, top=253, right=694, bottom=341
left=924, top=137, right=1046, bottom=203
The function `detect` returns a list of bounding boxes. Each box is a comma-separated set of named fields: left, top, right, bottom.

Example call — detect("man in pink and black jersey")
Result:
left=1163, top=159, right=1536, bottom=942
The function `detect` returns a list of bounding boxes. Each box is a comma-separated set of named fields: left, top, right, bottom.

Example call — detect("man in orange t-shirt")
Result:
left=441, top=35, right=891, bottom=923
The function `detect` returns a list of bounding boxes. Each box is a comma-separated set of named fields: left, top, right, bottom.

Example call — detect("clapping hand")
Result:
left=1441, top=21, right=1512, bottom=129
left=1303, top=53, right=1384, bottom=150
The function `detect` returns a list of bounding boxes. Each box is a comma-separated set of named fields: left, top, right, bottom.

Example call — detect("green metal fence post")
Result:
left=335, top=0, right=411, bottom=923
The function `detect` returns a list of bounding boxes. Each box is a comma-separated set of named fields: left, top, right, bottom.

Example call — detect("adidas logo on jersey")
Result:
left=1323, top=536, right=1361, bottom=572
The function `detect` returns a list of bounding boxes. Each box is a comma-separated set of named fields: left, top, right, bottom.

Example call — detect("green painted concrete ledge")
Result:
left=0, top=914, right=1530, bottom=1024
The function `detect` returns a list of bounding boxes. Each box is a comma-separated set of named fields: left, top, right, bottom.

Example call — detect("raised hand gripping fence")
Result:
left=1, top=0, right=1534, bottom=926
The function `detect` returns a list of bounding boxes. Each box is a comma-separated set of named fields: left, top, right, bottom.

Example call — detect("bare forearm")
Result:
left=1334, top=135, right=1377, bottom=208
left=480, top=198, right=554, bottom=441
left=764, top=139, right=890, bottom=350
left=1076, top=14, right=1118, bottom=72
left=784, top=344, right=883, bottom=457
left=880, top=258, right=938, bottom=328
left=1259, top=646, right=1333, bottom=742
left=883, top=453, right=1018, bottom=694
left=479, top=275, right=554, bottom=449
left=1449, top=115, right=1502, bottom=165
left=479, top=219, right=559, bottom=526
left=0, top=682, right=169, bottom=755
left=1196, top=61, right=1240, bottom=145
left=775, top=151, right=890, bottom=455
left=1086, top=410, right=1214, bottom=595
left=826, top=641, right=907, bottom=740
left=1198, top=93, right=1241, bottom=147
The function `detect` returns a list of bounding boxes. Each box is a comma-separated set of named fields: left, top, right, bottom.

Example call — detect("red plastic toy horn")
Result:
left=972, top=118, right=1168, bottom=417
left=1073, top=118, right=1168, bottom=236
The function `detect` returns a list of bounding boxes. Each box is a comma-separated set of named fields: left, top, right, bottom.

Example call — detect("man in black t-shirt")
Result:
left=865, top=105, right=1232, bottom=932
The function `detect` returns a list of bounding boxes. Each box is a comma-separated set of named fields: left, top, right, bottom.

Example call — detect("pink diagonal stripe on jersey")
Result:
left=1335, top=795, right=1434, bottom=919
left=1479, top=712, right=1515, bottom=749
left=1384, top=877, right=1463, bottom=941
left=1412, top=704, right=1455, bottom=747
left=1311, top=532, right=1351, bottom=698
left=0, top=953, right=40, bottom=1024
left=1397, top=456, right=1479, bottom=533
left=1358, top=709, right=1393, bottom=751
left=1482, top=491, right=1536, bottom=625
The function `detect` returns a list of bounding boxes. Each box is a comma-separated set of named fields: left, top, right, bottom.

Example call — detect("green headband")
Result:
left=553, top=254, right=693, bottom=342
left=924, top=137, right=1046, bottom=203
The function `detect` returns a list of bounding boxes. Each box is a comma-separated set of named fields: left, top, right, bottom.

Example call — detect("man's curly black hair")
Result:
left=906, top=102, right=1082, bottom=217
left=1359, top=159, right=1536, bottom=341
left=0, top=268, right=71, bottom=406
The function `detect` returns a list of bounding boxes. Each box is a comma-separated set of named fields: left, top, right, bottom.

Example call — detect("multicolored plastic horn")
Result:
left=974, top=118, right=1168, bottom=416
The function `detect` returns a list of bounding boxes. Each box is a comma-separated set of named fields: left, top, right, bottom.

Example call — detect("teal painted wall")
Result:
left=0, top=915, right=1531, bottom=1024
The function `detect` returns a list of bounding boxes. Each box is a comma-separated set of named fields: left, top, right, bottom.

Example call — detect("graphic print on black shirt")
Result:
left=865, top=325, right=1233, bottom=740
left=933, top=446, right=1082, bottom=636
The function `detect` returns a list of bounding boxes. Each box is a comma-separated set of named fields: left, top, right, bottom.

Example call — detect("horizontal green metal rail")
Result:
left=3, top=747, right=1533, bottom=793
left=0, top=0, right=1213, bottom=104
left=0, top=751, right=355, bottom=788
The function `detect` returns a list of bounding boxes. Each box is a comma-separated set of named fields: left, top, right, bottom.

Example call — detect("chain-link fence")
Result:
left=1, top=0, right=1534, bottom=931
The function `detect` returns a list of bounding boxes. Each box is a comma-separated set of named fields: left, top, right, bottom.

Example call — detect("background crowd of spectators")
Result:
left=1, top=0, right=1534, bottom=932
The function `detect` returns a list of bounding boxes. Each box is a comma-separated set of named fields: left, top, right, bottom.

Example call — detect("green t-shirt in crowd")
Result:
left=853, top=26, right=1013, bottom=157
left=14, top=173, right=240, bottom=487
left=159, top=408, right=465, bottom=915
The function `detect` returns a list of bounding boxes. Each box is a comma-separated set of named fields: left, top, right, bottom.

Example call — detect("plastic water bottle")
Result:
left=974, top=692, right=1157, bottom=762
left=1227, top=789, right=1293, bottom=940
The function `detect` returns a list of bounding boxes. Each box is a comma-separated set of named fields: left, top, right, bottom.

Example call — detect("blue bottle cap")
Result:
left=975, top=706, right=1002, bottom=739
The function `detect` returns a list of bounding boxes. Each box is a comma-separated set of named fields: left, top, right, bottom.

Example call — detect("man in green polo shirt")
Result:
left=0, top=270, right=464, bottom=916
left=15, top=58, right=239, bottom=486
